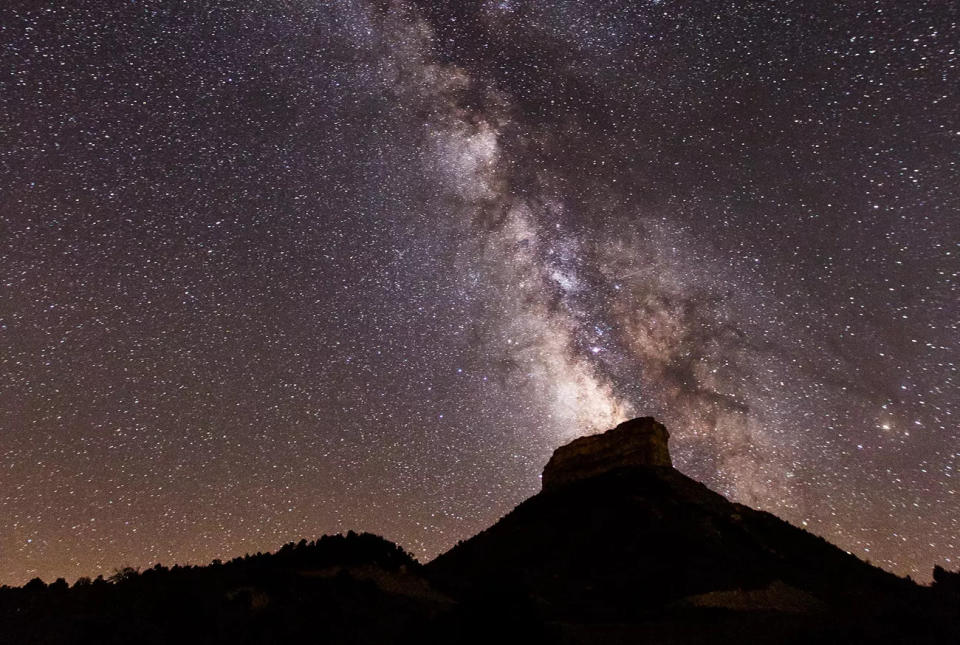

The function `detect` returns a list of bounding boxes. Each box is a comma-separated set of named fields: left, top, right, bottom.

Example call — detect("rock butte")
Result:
left=541, top=417, right=672, bottom=491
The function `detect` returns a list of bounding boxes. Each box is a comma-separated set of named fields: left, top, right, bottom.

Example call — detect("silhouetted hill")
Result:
left=0, top=532, right=451, bottom=645
left=427, top=419, right=959, bottom=642
left=3, top=418, right=958, bottom=644
left=429, top=464, right=957, bottom=642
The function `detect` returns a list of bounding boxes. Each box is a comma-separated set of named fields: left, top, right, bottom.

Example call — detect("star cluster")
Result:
left=1, top=0, right=957, bottom=585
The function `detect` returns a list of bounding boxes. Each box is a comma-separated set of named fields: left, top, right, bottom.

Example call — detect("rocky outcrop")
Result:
left=541, top=417, right=672, bottom=491
left=429, top=416, right=932, bottom=643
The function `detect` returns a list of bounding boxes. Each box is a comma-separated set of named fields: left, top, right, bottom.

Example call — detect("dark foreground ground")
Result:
left=3, top=467, right=960, bottom=644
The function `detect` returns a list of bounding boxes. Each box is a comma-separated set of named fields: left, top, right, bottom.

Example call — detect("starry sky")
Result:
left=1, top=0, right=957, bottom=585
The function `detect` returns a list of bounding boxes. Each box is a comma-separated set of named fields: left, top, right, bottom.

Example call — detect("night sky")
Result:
left=1, top=0, right=957, bottom=586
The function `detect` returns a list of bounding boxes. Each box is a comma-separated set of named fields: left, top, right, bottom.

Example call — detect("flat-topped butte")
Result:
left=541, top=417, right=672, bottom=491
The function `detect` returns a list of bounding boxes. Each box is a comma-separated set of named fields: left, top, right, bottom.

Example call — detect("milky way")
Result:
left=1, top=1, right=957, bottom=585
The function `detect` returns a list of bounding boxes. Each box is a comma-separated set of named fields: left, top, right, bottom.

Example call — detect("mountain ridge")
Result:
left=2, top=418, right=958, bottom=644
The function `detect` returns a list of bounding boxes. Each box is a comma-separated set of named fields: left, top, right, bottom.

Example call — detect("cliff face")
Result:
left=9, top=417, right=959, bottom=645
left=427, top=417, right=946, bottom=643
left=541, top=416, right=671, bottom=491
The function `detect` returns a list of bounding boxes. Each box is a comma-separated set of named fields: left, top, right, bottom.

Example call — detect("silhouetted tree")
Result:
left=23, top=577, right=46, bottom=591
left=109, top=566, right=140, bottom=584
left=932, top=565, right=960, bottom=594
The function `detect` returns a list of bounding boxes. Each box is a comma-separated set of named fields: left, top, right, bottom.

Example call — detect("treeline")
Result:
left=0, top=531, right=435, bottom=645
left=4, top=530, right=418, bottom=592
left=934, top=565, right=960, bottom=596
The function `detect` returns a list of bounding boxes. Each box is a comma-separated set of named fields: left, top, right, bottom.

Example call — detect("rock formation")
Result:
left=428, top=416, right=946, bottom=643
left=541, top=416, right=671, bottom=491
left=8, top=416, right=958, bottom=644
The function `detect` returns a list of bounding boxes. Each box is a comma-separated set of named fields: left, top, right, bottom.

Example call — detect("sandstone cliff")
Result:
left=541, top=416, right=671, bottom=491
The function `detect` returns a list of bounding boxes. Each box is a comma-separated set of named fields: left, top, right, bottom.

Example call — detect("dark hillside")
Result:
left=0, top=532, right=450, bottom=645
left=2, top=419, right=958, bottom=644
left=425, top=419, right=960, bottom=643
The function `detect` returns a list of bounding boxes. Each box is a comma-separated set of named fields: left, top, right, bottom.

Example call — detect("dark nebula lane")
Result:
left=0, top=1, right=957, bottom=585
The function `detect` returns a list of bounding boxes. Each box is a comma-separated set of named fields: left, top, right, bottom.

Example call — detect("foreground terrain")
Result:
left=2, top=418, right=958, bottom=644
